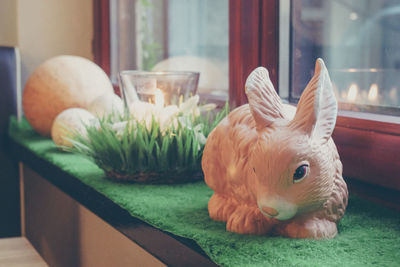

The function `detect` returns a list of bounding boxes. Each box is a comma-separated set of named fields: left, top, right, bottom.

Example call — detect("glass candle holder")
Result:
left=119, top=71, right=200, bottom=115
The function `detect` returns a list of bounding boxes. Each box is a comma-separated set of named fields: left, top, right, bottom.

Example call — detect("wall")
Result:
left=0, top=0, right=98, bottom=258
left=0, top=0, right=94, bottom=86
left=17, top=0, right=94, bottom=86
left=0, top=0, right=18, bottom=46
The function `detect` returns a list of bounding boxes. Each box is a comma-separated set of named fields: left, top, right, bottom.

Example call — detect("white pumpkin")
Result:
left=23, top=55, right=113, bottom=136
left=88, top=93, right=124, bottom=120
left=51, top=108, right=98, bottom=148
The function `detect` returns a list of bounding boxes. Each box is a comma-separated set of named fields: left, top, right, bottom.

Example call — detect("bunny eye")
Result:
left=293, top=164, right=309, bottom=183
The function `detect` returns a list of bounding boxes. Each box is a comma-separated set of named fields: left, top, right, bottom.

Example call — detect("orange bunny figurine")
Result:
left=202, top=59, right=348, bottom=239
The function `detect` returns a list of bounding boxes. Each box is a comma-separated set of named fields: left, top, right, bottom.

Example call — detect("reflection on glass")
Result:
left=368, top=83, right=378, bottom=102
left=110, top=0, right=229, bottom=98
left=347, top=83, right=359, bottom=102
left=291, top=0, right=400, bottom=115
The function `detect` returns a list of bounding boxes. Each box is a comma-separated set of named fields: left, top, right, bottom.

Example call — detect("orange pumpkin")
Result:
left=23, top=55, right=113, bottom=136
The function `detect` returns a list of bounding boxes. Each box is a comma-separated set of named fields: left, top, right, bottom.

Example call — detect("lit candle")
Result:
left=129, top=89, right=182, bottom=132
left=368, top=84, right=379, bottom=103
left=347, top=83, right=358, bottom=102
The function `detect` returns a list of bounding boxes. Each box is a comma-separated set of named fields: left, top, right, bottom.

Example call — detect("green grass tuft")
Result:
left=69, top=103, right=229, bottom=180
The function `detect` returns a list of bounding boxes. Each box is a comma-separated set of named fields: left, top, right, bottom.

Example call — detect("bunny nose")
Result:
left=262, top=207, right=279, bottom=217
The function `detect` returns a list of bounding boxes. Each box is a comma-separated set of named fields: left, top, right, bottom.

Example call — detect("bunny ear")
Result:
left=289, top=58, right=337, bottom=145
left=245, top=67, right=285, bottom=130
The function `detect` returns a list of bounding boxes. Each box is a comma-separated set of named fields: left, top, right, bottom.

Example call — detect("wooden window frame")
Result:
left=93, top=0, right=111, bottom=76
left=93, top=0, right=400, bottom=191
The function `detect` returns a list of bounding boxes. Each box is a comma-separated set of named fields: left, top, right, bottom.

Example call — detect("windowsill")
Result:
left=7, top=118, right=400, bottom=266
left=336, top=110, right=400, bottom=135
left=338, top=110, right=400, bottom=125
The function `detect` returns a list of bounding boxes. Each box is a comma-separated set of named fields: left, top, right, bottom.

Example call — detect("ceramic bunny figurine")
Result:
left=202, top=59, right=348, bottom=239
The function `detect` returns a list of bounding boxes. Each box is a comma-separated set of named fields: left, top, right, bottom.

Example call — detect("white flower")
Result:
left=179, top=95, right=200, bottom=116
left=129, top=101, right=154, bottom=122
left=120, top=96, right=214, bottom=145
left=111, top=121, right=129, bottom=139
left=178, top=117, right=206, bottom=150
left=129, top=101, right=156, bottom=131
left=193, top=124, right=207, bottom=145
left=157, top=105, right=180, bottom=132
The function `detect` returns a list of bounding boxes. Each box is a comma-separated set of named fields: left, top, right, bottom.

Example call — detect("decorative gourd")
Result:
left=202, top=59, right=348, bottom=239
left=88, top=93, right=124, bottom=120
left=51, top=108, right=97, bottom=148
left=23, top=55, right=113, bottom=136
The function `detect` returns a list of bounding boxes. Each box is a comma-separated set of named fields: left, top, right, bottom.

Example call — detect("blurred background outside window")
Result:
left=110, top=0, right=400, bottom=117
left=290, top=0, right=400, bottom=117
left=110, top=0, right=229, bottom=98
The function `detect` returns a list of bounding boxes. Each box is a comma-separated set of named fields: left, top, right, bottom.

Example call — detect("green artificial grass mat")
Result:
left=9, top=117, right=400, bottom=267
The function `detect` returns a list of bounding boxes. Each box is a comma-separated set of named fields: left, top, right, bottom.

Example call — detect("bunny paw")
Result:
left=276, top=218, right=337, bottom=239
left=208, top=193, right=238, bottom=221
left=226, top=205, right=275, bottom=235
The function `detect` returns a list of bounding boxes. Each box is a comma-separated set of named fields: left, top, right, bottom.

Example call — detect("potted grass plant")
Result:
left=69, top=96, right=228, bottom=184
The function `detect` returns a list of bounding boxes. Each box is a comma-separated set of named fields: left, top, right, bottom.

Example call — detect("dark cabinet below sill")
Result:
left=9, top=138, right=218, bottom=267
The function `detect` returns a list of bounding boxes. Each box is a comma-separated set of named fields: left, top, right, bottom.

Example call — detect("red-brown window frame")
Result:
left=93, top=0, right=400, bottom=191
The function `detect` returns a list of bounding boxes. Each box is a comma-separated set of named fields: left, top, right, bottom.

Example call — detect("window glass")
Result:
left=291, top=0, right=400, bottom=116
left=110, top=0, right=229, bottom=98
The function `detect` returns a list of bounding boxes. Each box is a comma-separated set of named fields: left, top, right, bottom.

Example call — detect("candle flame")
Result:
left=347, top=83, right=358, bottom=102
left=368, top=84, right=378, bottom=102
left=154, top=89, right=164, bottom=108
